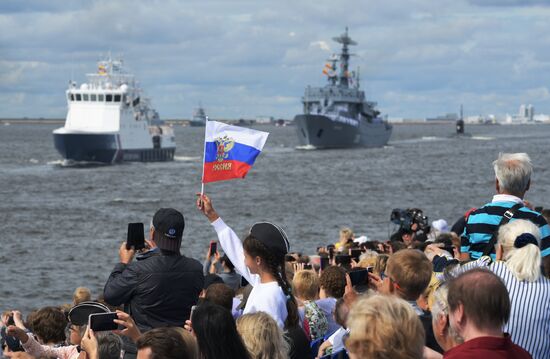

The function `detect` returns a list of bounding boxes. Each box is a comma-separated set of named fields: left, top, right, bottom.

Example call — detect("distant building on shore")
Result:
left=426, top=113, right=458, bottom=122
left=255, top=115, right=274, bottom=124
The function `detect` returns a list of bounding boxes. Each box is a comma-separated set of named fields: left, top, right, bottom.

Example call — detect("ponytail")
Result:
left=244, top=235, right=300, bottom=329
left=498, top=220, right=542, bottom=282
left=505, top=244, right=541, bottom=282
left=274, top=259, right=299, bottom=329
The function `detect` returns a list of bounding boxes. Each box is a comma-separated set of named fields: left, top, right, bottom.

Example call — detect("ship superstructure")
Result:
left=189, top=105, right=207, bottom=127
left=294, top=28, right=392, bottom=148
left=53, top=57, right=175, bottom=163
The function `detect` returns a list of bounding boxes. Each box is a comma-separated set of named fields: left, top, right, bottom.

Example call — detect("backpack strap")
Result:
left=482, top=203, right=524, bottom=256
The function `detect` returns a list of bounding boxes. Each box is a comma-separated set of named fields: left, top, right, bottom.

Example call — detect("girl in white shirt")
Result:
left=197, top=194, right=299, bottom=330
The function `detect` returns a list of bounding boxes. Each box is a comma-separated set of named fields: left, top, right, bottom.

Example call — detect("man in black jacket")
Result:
left=104, top=208, right=204, bottom=332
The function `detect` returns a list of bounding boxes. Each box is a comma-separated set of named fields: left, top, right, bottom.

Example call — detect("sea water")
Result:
left=0, top=123, right=549, bottom=312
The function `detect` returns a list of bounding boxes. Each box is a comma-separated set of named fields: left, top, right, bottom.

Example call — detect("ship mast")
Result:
left=332, top=27, right=357, bottom=88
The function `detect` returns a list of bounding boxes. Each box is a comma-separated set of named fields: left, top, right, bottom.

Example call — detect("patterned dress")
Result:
left=303, top=300, right=329, bottom=341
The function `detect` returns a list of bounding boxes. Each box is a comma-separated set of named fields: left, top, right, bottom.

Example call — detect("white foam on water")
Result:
left=295, top=145, right=317, bottom=150
left=391, top=136, right=447, bottom=145
left=174, top=156, right=201, bottom=162
left=47, top=160, right=65, bottom=166
left=471, top=136, right=495, bottom=141
left=29, top=158, right=39, bottom=164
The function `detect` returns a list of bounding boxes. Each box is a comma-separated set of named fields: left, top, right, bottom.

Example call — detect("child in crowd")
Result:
left=292, top=270, right=328, bottom=341
left=196, top=194, right=299, bottom=329
left=72, top=287, right=91, bottom=306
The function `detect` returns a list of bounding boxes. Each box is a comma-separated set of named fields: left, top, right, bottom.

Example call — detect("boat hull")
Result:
left=189, top=121, right=206, bottom=127
left=294, top=114, right=392, bottom=148
left=53, top=132, right=175, bottom=163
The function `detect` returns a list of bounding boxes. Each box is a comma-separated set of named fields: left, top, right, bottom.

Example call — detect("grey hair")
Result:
left=96, top=332, right=123, bottom=359
left=431, top=284, right=464, bottom=345
left=493, top=153, right=532, bottom=196
left=497, top=219, right=541, bottom=282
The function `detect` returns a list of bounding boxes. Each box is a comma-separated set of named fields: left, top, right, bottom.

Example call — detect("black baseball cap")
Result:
left=152, top=208, right=185, bottom=252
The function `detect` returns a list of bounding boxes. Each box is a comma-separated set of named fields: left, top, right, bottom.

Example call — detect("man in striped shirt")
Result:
left=460, top=153, right=550, bottom=264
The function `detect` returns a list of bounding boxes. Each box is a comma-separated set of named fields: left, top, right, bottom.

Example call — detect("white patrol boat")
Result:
left=53, top=57, right=175, bottom=164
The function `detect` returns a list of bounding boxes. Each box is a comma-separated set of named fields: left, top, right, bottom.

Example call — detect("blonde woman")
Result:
left=346, top=294, right=424, bottom=359
left=237, top=312, right=289, bottom=359
left=335, top=228, right=354, bottom=252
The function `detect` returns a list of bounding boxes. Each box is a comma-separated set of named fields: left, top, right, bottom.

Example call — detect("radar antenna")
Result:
left=332, top=27, right=357, bottom=88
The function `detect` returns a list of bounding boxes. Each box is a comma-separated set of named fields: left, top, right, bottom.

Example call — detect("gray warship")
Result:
left=294, top=28, right=392, bottom=148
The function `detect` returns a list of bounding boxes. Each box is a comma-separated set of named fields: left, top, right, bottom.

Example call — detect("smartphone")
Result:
left=320, top=256, right=329, bottom=270
left=190, top=305, right=197, bottom=321
left=350, top=249, right=362, bottom=261
left=349, top=269, right=369, bottom=286
left=88, top=312, right=118, bottom=332
left=127, top=223, right=145, bottom=250
left=303, top=263, right=313, bottom=270
left=209, top=241, right=217, bottom=256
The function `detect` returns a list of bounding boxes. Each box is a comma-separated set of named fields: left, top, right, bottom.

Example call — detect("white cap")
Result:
left=432, top=219, right=449, bottom=233
left=353, top=235, right=369, bottom=244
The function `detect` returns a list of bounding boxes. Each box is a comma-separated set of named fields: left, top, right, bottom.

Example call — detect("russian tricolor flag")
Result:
left=202, top=120, right=269, bottom=184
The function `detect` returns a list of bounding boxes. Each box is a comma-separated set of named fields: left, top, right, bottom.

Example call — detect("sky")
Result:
left=1, top=0, right=550, bottom=119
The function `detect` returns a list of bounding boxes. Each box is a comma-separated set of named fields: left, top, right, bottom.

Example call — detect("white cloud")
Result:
left=1, top=0, right=550, bottom=119
left=309, top=41, right=331, bottom=52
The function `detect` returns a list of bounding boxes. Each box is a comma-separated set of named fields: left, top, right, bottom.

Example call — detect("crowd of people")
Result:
left=2, top=152, right=550, bottom=359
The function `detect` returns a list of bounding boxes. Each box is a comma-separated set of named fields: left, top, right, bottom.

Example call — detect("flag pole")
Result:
left=200, top=117, right=208, bottom=196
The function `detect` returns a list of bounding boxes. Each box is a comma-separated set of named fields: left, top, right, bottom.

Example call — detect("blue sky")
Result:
left=1, top=0, right=550, bottom=119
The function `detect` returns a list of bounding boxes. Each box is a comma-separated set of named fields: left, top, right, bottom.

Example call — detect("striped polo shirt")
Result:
left=461, top=195, right=550, bottom=259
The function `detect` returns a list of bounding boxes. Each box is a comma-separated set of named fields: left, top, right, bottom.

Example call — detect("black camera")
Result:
left=390, top=208, right=428, bottom=232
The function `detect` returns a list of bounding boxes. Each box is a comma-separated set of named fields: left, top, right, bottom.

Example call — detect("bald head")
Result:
left=448, top=268, right=510, bottom=331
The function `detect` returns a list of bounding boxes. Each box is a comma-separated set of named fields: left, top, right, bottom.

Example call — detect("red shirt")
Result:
left=443, top=334, right=532, bottom=359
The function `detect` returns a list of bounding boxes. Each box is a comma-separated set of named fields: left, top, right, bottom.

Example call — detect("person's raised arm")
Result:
left=103, top=242, right=139, bottom=306
left=196, top=194, right=257, bottom=285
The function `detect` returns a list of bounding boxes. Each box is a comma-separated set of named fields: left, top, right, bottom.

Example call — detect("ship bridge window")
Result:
left=91, top=94, right=97, bottom=101
left=106, top=94, right=113, bottom=102
left=114, top=94, right=121, bottom=102
left=98, top=94, right=104, bottom=101
left=83, top=94, right=89, bottom=101
left=75, top=94, right=81, bottom=101
left=69, top=94, right=74, bottom=101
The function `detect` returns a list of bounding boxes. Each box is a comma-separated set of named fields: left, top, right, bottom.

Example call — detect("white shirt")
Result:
left=492, top=194, right=524, bottom=204
left=328, top=327, right=349, bottom=353
left=211, top=218, right=288, bottom=328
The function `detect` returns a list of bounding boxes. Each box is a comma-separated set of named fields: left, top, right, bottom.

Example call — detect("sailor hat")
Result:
left=250, top=222, right=290, bottom=256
